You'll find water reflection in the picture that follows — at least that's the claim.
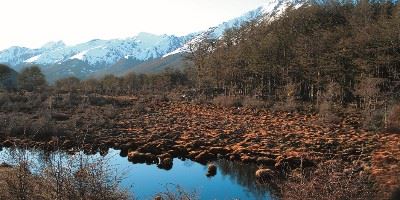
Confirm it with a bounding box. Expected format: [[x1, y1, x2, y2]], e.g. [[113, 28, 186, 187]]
[[214, 160, 271, 199], [0, 148, 272, 200]]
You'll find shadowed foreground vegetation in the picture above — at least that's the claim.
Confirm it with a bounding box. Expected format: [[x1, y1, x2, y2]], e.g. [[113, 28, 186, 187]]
[[0, 149, 131, 200]]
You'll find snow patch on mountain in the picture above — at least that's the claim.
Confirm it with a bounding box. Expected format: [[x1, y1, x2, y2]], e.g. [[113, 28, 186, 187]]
[[24, 55, 41, 63], [163, 5, 264, 57], [262, 0, 305, 20], [164, 0, 305, 57], [70, 50, 89, 60]]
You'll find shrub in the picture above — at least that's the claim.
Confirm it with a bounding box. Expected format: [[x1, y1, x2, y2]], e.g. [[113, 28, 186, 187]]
[[212, 96, 243, 107], [153, 184, 198, 200], [17, 66, 47, 92], [388, 104, 400, 132], [133, 102, 147, 113], [5, 114, 31, 137], [0, 92, 10, 107], [318, 100, 341, 124], [3, 114, 64, 140], [1, 149, 132, 200], [103, 105, 117, 118], [362, 109, 385, 131], [278, 160, 378, 200], [191, 95, 210, 105], [88, 95, 108, 106], [272, 100, 298, 112], [391, 188, 400, 200], [31, 117, 64, 140], [242, 97, 266, 109]]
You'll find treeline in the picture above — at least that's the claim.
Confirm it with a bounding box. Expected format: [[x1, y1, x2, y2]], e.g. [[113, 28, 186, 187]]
[[0, 64, 193, 95], [54, 69, 193, 95]]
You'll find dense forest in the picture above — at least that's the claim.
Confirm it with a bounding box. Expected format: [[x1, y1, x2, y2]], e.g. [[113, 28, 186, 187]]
[[193, 0, 400, 102]]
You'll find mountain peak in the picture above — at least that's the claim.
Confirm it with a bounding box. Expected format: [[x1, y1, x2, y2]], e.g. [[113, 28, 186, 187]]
[[41, 41, 66, 50], [136, 32, 157, 37], [261, 0, 306, 16], [135, 32, 168, 42]]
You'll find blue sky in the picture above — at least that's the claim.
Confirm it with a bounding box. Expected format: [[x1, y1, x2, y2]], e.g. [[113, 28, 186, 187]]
[[0, 0, 267, 50]]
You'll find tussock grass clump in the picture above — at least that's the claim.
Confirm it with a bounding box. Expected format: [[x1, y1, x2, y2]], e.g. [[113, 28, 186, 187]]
[[388, 104, 400, 133], [278, 160, 378, 200]]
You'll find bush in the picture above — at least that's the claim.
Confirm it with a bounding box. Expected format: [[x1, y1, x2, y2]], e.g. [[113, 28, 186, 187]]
[[388, 104, 400, 132], [133, 102, 147, 113], [362, 109, 385, 131], [242, 97, 266, 109], [153, 184, 198, 200], [278, 160, 378, 200], [191, 95, 210, 105], [88, 95, 109, 106], [272, 100, 298, 112], [17, 66, 47, 92], [391, 188, 400, 200], [4, 114, 64, 140], [0, 93, 29, 112], [103, 105, 117, 118], [0, 92, 10, 107], [31, 117, 64, 140], [318, 100, 341, 124], [5, 114, 31, 137], [1, 149, 132, 200], [212, 96, 243, 107]]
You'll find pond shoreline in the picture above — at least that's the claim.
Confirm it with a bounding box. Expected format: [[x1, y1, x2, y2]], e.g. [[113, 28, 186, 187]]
[[0, 148, 272, 199]]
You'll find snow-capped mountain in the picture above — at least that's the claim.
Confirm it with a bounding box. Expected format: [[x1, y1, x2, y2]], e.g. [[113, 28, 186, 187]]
[[0, 0, 305, 82], [0, 33, 189, 67], [164, 0, 305, 57], [163, 7, 264, 58]]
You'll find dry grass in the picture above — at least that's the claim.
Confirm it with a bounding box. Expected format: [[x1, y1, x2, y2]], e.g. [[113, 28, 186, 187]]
[[212, 96, 243, 107], [388, 104, 400, 132], [242, 97, 267, 109], [278, 160, 378, 200], [153, 184, 198, 200]]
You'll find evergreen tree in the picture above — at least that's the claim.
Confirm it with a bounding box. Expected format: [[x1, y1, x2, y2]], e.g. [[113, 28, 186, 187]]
[[17, 66, 47, 92]]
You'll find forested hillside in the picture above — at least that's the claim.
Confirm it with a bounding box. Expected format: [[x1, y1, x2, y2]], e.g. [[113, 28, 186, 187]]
[[189, 0, 400, 129], [193, 0, 399, 100]]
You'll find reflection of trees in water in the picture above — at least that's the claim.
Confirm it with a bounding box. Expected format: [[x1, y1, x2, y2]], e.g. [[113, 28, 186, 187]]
[[0, 149, 273, 199], [182, 159, 194, 168], [214, 160, 271, 200]]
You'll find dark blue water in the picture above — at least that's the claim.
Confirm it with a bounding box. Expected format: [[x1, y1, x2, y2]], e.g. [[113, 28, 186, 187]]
[[0, 148, 271, 200]]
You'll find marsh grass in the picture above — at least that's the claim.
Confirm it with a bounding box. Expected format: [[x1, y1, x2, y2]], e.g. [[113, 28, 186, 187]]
[[277, 160, 378, 200]]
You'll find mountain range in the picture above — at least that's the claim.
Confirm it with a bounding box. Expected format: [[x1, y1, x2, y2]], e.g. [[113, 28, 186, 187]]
[[0, 0, 304, 82]]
